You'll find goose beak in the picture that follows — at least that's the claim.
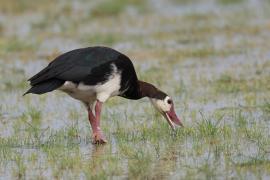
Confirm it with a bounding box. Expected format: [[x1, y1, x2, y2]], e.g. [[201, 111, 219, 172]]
[[163, 106, 183, 130]]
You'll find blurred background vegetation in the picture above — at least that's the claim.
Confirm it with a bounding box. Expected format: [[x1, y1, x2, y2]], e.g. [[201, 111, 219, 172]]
[[0, 0, 270, 179], [0, 0, 269, 62]]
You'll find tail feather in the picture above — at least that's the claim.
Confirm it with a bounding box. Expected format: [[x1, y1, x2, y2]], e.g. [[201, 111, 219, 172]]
[[28, 67, 49, 82], [24, 78, 64, 96], [28, 67, 52, 86]]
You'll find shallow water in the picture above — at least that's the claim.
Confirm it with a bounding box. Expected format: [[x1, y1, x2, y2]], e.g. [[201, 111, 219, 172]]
[[0, 0, 270, 179]]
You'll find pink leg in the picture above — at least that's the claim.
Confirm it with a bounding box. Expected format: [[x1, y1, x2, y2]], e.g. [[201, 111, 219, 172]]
[[88, 101, 107, 144]]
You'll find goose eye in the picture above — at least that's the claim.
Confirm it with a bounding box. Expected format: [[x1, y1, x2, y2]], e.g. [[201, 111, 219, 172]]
[[167, 99, 172, 104]]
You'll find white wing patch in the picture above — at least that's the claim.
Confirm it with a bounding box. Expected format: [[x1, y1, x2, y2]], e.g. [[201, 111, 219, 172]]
[[58, 63, 121, 103], [96, 64, 121, 102]]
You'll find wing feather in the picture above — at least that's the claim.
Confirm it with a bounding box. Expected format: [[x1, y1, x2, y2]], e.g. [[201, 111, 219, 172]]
[[28, 47, 122, 86]]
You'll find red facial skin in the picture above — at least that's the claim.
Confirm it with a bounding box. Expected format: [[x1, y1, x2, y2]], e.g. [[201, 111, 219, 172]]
[[164, 102, 183, 129]]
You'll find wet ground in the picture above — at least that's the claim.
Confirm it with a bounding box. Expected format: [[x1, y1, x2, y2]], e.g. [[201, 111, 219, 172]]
[[0, 0, 270, 179]]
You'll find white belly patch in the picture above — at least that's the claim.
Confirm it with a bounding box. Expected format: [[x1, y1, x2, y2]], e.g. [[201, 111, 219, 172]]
[[58, 64, 121, 103]]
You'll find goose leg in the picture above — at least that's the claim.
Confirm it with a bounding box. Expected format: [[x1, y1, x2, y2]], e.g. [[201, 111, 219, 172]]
[[88, 100, 107, 144]]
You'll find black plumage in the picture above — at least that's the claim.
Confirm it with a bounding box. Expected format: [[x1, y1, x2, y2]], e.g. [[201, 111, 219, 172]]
[[25, 46, 140, 99], [25, 46, 183, 144]]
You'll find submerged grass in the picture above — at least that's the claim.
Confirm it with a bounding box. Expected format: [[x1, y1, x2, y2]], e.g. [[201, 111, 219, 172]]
[[91, 0, 147, 17], [218, 0, 244, 5], [0, 0, 270, 179]]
